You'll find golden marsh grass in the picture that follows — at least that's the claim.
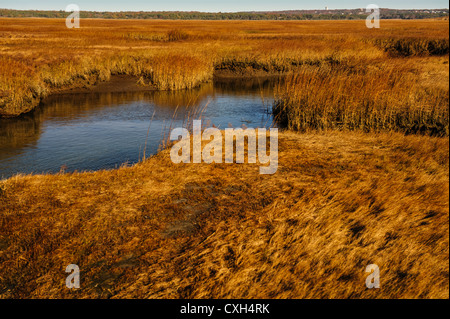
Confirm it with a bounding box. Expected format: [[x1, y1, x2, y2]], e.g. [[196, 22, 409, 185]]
[[0, 18, 448, 299], [0, 131, 448, 298], [273, 59, 449, 135]]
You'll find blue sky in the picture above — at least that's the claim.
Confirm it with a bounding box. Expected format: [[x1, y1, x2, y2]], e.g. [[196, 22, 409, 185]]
[[1, 0, 448, 12]]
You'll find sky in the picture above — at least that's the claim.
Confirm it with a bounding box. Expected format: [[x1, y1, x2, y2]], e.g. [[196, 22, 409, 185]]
[[1, 0, 448, 12]]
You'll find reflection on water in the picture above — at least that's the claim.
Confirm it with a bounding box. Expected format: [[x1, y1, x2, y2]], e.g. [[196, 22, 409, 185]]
[[0, 77, 280, 179]]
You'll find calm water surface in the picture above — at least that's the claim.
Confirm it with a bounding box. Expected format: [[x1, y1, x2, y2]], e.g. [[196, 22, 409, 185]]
[[0, 78, 279, 179]]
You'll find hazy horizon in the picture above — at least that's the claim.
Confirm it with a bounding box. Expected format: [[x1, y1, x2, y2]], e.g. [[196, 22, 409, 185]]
[[1, 8, 450, 12], [0, 0, 448, 13]]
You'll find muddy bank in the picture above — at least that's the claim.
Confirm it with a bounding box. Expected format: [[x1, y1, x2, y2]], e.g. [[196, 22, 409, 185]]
[[50, 75, 157, 95], [0, 75, 157, 119], [213, 69, 291, 79]]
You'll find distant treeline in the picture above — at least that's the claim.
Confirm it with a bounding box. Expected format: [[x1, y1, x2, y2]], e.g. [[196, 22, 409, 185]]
[[0, 8, 449, 20]]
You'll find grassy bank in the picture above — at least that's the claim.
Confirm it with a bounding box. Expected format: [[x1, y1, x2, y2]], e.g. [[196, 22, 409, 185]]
[[0, 19, 448, 117], [273, 57, 449, 136], [0, 131, 448, 298]]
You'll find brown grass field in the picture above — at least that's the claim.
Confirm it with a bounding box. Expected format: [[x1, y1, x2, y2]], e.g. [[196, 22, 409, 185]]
[[0, 131, 448, 298], [0, 18, 449, 299]]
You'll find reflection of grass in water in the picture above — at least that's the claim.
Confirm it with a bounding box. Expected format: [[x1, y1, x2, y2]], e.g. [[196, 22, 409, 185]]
[[0, 116, 42, 150], [150, 82, 214, 108]]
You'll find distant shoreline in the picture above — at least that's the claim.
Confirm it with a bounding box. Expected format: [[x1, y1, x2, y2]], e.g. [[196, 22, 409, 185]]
[[1, 8, 449, 20]]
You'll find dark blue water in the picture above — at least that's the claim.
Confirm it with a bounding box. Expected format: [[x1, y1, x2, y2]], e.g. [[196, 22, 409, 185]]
[[0, 78, 278, 179]]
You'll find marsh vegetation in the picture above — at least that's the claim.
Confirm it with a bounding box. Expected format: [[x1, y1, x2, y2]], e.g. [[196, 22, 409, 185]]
[[0, 18, 448, 299]]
